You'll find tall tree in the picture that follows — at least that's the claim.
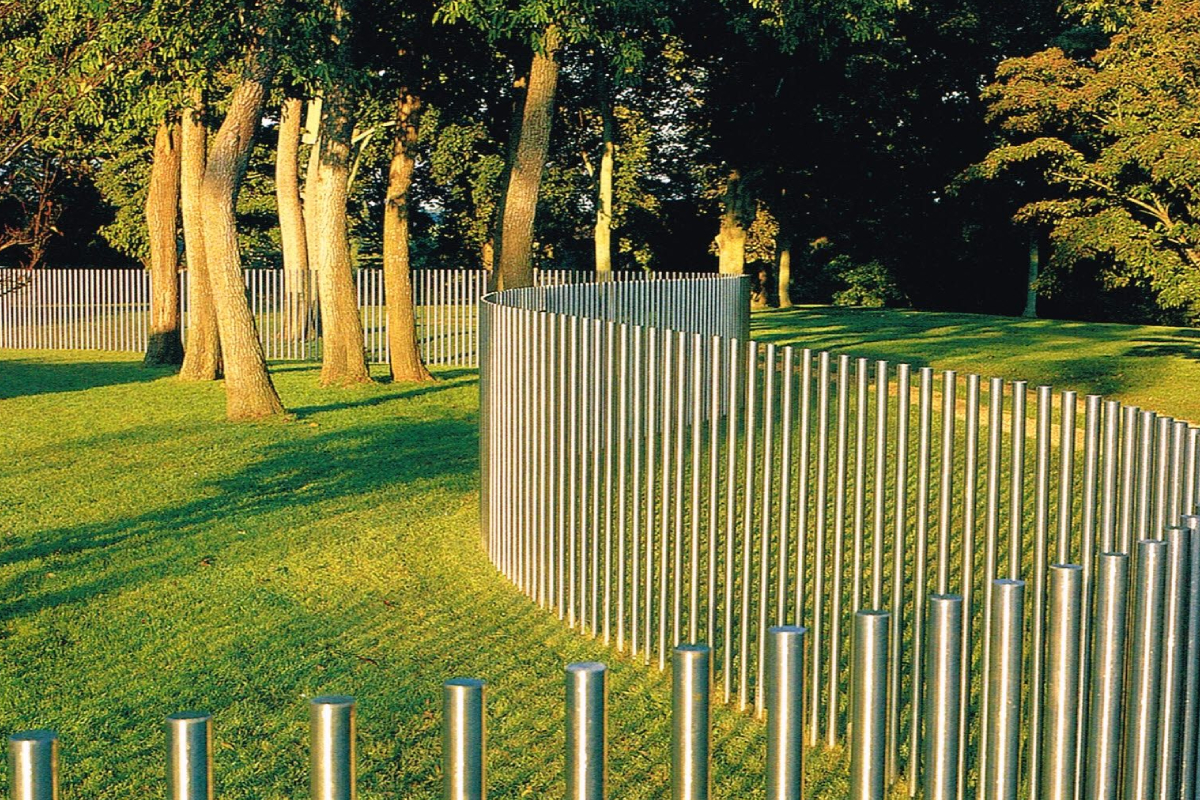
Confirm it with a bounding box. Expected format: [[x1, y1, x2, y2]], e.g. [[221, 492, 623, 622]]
[[276, 95, 310, 344], [201, 47, 286, 419], [179, 99, 222, 380], [143, 119, 184, 366], [592, 59, 614, 275]]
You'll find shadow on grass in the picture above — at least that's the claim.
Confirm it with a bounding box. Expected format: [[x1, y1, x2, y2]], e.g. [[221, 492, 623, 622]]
[[0, 355, 173, 400]]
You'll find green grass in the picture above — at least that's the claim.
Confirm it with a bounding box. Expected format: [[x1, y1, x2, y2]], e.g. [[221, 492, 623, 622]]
[[0, 350, 832, 799], [753, 305, 1200, 423]]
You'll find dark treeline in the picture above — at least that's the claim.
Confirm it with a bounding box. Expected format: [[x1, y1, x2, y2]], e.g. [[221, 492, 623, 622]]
[[3, 0, 1198, 337]]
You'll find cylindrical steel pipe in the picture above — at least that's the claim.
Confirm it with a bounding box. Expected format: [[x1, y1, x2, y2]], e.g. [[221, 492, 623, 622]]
[[167, 712, 213, 800], [924, 595, 963, 800], [444, 679, 486, 800], [673, 646, 711, 800], [1181, 515, 1200, 800], [566, 662, 608, 800], [983, 579, 1025, 800], [1123, 539, 1168, 800], [1156, 526, 1190, 800], [851, 611, 890, 800], [1040, 564, 1082, 800], [767, 626, 807, 800], [311, 696, 356, 800], [1083, 553, 1130, 800], [8, 730, 58, 800]]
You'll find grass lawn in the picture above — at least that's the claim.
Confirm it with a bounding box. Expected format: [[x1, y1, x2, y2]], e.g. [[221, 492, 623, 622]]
[[0, 350, 827, 799], [753, 305, 1200, 423]]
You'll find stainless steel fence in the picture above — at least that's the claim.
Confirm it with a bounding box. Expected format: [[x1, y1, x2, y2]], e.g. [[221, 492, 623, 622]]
[[0, 268, 694, 367], [480, 273, 1200, 797]]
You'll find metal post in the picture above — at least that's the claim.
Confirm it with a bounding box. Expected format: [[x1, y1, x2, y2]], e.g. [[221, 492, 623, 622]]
[[851, 611, 890, 800], [1123, 539, 1167, 800], [767, 626, 807, 800], [8, 730, 58, 800], [1040, 564, 1082, 800], [310, 695, 356, 800], [886, 362, 911, 780], [1156, 526, 1190, 800], [1083, 553, 1129, 800], [566, 662, 607, 800], [910, 366, 934, 792], [925, 595, 964, 800], [673, 645, 711, 800], [1181, 515, 1200, 800], [444, 679, 486, 800], [167, 712, 213, 800], [983, 579, 1025, 800]]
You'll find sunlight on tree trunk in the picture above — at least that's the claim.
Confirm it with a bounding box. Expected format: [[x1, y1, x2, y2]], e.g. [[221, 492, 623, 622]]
[[277, 95, 310, 347], [495, 25, 561, 291], [200, 54, 285, 419], [383, 89, 433, 384], [179, 98, 222, 381], [594, 68, 614, 276], [143, 119, 183, 367], [716, 170, 750, 276], [777, 236, 793, 308], [309, 81, 370, 386]]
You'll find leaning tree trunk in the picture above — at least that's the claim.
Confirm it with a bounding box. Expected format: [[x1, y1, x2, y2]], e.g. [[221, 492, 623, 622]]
[[494, 25, 561, 291], [200, 54, 285, 420], [382, 90, 433, 383], [143, 120, 184, 367], [179, 98, 222, 381], [777, 234, 793, 308], [716, 170, 751, 276], [277, 95, 310, 345], [594, 66, 614, 276], [308, 80, 370, 386]]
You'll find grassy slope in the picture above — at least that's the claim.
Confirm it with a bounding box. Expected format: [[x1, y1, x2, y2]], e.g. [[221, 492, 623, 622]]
[[753, 306, 1200, 423], [0, 351, 836, 799]]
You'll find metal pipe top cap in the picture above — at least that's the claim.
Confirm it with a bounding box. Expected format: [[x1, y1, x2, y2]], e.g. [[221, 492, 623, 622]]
[[929, 593, 964, 604], [1184, 515, 1200, 530], [311, 695, 355, 708], [8, 730, 56, 744], [166, 711, 211, 722], [566, 662, 607, 676], [1049, 563, 1084, 573], [445, 678, 486, 690], [992, 578, 1025, 588], [675, 644, 711, 654]]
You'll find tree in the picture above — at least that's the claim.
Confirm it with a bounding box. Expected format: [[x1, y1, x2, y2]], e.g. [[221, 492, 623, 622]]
[[143, 119, 184, 366], [276, 95, 310, 343], [179, 96, 222, 381], [972, 0, 1200, 317]]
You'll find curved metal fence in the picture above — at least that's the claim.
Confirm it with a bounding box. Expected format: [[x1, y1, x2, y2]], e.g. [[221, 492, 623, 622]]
[[480, 274, 1200, 798]]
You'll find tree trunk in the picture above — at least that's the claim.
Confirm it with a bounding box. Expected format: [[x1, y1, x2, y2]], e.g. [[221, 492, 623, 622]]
[[309, 80, 370, 386], [383, 89, 434, 383], [277, 95, 309, 345], [489, 69, 528, 290], [494, 25, 561, 291], [143, 120, 184, 367], [716, 170, 751, 275], [179, 99, 222, 381], [200, 54, 285, 420], [777, 234, 793, 308], [1023, 234, 1039, 318], [594, 67, 614, 276]]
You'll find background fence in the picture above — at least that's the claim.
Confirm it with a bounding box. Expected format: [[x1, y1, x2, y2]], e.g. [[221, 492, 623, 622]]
[[0, 267, 696, 367], [480, 274, 1200, 798]]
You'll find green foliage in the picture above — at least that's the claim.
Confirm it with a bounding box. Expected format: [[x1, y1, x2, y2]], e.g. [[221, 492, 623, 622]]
[[826, 255, 907, 308], [972, 0, 1200, 318]]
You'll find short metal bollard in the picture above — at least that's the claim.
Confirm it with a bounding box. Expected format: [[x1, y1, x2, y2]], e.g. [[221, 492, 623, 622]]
[[566, 662, 607, 800], [166, 712, 213, 800], [672, 645, 711, 800], [8, 730, 58, 800], [310, 695, 356, 800], [1041, 565, 1083, 800], [983, 579, 1025, 800], [924, 595, 963, 800], [443, 679, 486, 800], [1083, 554, 1129, 800], [766, 626, 806, 800], [850, 611, 889, 800]]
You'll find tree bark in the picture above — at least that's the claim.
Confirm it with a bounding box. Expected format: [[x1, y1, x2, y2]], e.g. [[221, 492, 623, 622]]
[[143, 119, 184, 367], [489, 68, 528, 290], [494, 25, 561, 290], [179, 99, 222, 381], [1023, 234, 1039, 318], [200, 53, 285, 419], [716, 170, 751, 275], [594, 66, 614, 276], [309, 79, 370, 386], [383, 89, 434, 383], [777, 234, 793, 308], [277, 95, 310, 344]]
